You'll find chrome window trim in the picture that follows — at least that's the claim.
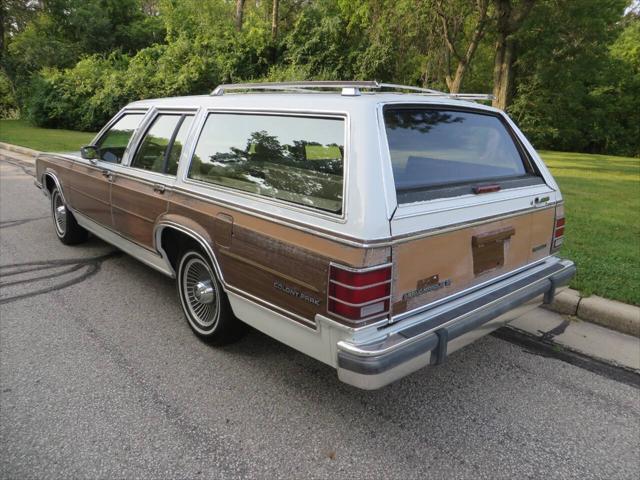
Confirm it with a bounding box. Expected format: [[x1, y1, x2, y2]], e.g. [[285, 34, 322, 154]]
[[158, 185, 552, 249], [89, 107, 150, 162], [179, 108, 350, 223], [377, 100, 559, 200], [123, 107, 199, 174], [376, 101, 553, 211]]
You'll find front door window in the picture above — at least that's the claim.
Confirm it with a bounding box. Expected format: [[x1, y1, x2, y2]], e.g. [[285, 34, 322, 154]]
[[95, 113, 145, 164]]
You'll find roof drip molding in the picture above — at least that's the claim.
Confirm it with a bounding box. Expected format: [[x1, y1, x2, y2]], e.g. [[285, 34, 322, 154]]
[[210, 81, 494, 101]]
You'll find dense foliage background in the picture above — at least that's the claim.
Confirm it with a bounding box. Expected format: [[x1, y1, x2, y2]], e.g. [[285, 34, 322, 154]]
[[1, 0, 638, 156]]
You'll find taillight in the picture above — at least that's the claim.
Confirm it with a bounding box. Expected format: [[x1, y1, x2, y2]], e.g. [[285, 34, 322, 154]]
[[328, 263, 392, 322], [551, 203, 565, 252]]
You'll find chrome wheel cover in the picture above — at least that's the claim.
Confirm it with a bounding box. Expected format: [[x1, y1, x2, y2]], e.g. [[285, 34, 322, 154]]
[[181, 254, 220, 332], [52, 191, 66, 236]]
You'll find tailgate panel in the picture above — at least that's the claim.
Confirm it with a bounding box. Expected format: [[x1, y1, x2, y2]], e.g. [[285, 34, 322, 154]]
[[391, 207, 555, 316]]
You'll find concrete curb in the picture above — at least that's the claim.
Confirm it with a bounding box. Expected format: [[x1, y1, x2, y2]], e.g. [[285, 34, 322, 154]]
[[545, 288, 640, 338], [0, 142, 40, 158], [1, 140, 639, 339]]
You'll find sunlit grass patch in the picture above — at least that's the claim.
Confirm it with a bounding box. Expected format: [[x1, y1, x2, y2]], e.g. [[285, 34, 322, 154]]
[[540, 150, 639, 304], [0, 119, 96, 152]]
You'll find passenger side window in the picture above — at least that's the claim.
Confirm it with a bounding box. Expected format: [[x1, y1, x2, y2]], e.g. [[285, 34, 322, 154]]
[[95, 113, 145, 164], [188, 113, 345, 214], [131, 114, 194, 175]]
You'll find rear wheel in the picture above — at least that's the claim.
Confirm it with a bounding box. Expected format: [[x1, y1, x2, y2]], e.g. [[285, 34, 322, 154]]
[[50, 188, 88, 245], [177, 249, 245, 344]]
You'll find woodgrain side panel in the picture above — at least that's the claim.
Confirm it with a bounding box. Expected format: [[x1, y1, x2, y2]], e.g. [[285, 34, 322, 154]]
[[37, 155, 75, 198], [66, 162, 112, 227], [166, 191, 391, 326], [529, 207, 555, 261], [111, 175, 170, 249]]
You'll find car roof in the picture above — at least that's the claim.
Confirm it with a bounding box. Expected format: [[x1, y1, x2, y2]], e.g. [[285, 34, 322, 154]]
[[126, 92, 499, 114]]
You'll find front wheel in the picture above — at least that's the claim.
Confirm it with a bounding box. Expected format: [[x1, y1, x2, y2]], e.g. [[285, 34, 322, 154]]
[[177, 249, 246, 344], [50, 188, 88, 245]]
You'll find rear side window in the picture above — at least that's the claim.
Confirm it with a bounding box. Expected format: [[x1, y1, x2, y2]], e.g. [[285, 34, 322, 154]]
[[188, 113, 345, 214], [131, 114, 194, 175], [384, 107, 539, 202]]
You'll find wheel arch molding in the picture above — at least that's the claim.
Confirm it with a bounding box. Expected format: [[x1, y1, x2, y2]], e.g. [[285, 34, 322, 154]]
[[153, 219, 226, 287]]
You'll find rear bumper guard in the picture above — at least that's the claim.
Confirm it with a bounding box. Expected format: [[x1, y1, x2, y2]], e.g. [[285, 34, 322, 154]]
[[336, 258, 576, 389]]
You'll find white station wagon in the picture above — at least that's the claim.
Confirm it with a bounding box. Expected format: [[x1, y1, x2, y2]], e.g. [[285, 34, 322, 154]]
[[36, 81, 575, 389]]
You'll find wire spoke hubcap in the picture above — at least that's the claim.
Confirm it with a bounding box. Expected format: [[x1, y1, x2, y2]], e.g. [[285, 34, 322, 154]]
[[182, 256, 219, 329], [53, 192, 66, 235]]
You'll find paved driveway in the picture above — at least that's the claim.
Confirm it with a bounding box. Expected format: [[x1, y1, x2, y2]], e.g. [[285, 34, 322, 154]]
[[1, 157, 639, 479]]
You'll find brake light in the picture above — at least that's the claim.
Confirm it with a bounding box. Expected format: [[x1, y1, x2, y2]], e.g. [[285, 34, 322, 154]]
[[552, 204, 565, 252], [473, 184, 501, 194], [328, 263, 392, 322]]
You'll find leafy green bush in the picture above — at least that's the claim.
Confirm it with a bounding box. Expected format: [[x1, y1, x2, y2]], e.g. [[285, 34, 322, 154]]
[[0, 70, 20, 119], [25, 54, 129, 131]]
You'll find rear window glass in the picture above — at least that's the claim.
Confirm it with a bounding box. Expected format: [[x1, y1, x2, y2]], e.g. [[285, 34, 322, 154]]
[[188, 113, 345, 214], [384, 108, 534, 201]]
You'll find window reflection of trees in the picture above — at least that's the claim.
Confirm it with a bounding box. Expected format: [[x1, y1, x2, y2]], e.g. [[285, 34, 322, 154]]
[[190, 129, 344, 213], [384, 111, 464, 134]]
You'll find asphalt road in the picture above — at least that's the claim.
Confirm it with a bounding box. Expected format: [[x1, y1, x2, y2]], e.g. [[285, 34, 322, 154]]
[[1, 157, 639, 479]]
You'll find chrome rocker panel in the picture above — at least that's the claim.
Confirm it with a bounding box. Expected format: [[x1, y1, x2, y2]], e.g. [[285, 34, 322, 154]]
[[335, 257, 576, 389]]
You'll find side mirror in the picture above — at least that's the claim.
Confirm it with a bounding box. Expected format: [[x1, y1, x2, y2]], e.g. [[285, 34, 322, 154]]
[[80, 145, 99, 163]]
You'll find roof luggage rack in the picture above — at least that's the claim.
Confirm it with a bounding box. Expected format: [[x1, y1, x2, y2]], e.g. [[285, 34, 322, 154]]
[[210, 81, 493, 101]]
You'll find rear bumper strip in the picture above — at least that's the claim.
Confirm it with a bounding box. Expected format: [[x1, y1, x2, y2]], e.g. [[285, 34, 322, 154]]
[[336, 258, 576, 387]]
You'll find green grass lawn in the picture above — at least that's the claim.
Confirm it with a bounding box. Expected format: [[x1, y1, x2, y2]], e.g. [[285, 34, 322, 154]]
[[540, 150, 639, 305], [0, 119, 637, 304], [0, 119, 96, 152]]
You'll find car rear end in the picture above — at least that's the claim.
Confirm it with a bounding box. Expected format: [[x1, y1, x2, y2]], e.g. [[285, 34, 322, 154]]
[[335, 100, 575, 389]]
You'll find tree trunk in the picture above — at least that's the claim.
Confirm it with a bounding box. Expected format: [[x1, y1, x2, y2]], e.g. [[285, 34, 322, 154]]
[[491, 0, 534, 109], [235, 0, 245, 32], [492, 33, 515, 109], [436, 0, 488, 94], [449, 62, 467, 94], [271, 0, 279, 41]]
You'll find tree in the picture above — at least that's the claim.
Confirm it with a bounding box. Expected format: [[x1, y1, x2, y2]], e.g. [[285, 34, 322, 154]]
[[235, 0, 245, 31], [490, 0, 535, 109], [508, 0, 633, 154], [272, 0, 280, 41], [435, 0, 489, 93]]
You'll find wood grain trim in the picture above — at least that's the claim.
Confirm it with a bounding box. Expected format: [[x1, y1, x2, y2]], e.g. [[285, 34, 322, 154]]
[[219, 249, 320, 293], [111, 204, 156, 223], [66, 186, 110, 206]]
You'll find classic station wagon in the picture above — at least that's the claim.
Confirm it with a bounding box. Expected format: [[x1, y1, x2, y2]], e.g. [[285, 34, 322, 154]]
[[35, 81, 575, 389]]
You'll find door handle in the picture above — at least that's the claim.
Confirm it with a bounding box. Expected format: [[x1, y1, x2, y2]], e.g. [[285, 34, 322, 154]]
[[101, 170, 114, 181], [533, 196, 550, 207], [153, 183, 166, 194]]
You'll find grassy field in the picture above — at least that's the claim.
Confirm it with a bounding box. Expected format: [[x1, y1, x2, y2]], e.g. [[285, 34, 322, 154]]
[[0, 119, 96, 152], [540, 151, 639, 305], [0, 120, 638, 304]]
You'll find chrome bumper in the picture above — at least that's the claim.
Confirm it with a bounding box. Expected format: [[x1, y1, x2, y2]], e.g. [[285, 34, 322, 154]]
[[336, 257, 576, 389]]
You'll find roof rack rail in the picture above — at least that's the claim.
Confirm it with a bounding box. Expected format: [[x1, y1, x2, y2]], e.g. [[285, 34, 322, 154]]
[[210, 81, 493, 101]]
